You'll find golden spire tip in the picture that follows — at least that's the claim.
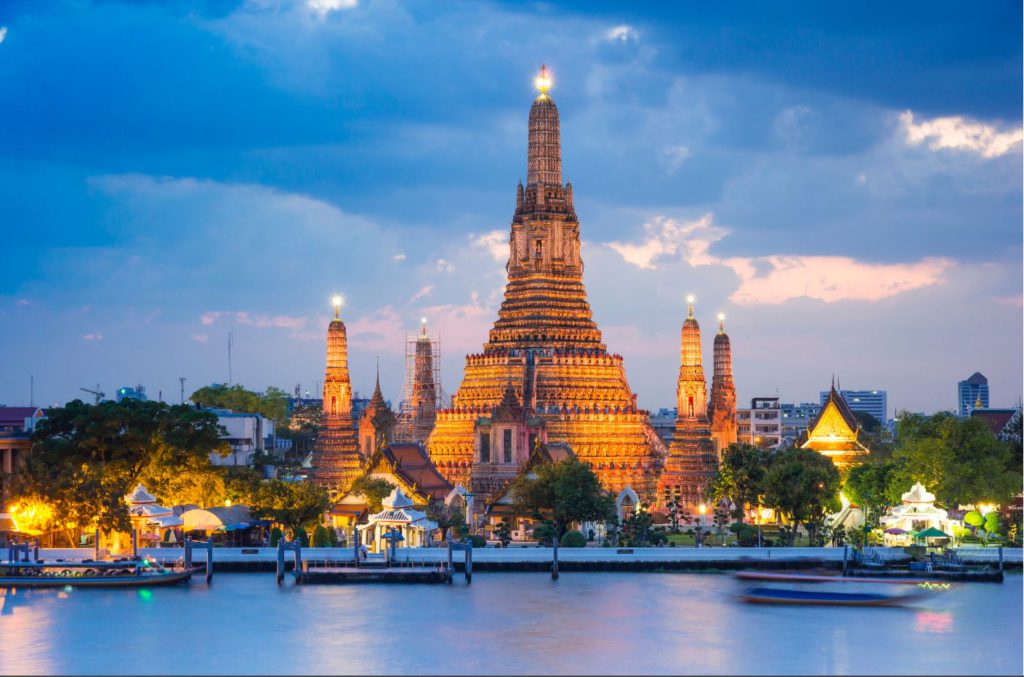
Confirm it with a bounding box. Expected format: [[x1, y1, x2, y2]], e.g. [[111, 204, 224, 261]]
[[535, 64, 552, 94]]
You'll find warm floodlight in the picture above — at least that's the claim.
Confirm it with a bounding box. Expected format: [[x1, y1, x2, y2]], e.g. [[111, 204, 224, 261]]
[[535, 65, 552, 94], [686, 294, 695, 304]]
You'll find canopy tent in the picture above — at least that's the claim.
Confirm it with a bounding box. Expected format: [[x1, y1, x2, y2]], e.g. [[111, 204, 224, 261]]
[[180, 506, 254, 533], [916, 527, 950, 539], [884, 527, 907, 535]]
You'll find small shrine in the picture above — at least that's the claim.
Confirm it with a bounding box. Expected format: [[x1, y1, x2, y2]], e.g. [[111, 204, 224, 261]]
[[357, 487, 438, 552], [880, 482, 960, 546]]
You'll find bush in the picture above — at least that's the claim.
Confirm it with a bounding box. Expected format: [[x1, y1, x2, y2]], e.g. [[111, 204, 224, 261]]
[[533, 523, 557, 546], [648, 530, 668, 546], [559, 531, 587, 548], [311, 525, 332, 547], [269, 527, 283, 547], [295, 527, 310, 547], [964, 511, 984, 528], [465, 534, 486, 548], [737, 526, 758, 546], [728, 522, 745, 534]]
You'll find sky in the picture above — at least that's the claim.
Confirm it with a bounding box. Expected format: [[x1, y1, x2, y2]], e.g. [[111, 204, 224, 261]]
[[0, 0, 1021, 416]]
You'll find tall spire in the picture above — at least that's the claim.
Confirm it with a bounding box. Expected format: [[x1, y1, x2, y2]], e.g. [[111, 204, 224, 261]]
[[527, 66, 562, 188], [709, 312, 737, 454], [679, 299, 706, 417]]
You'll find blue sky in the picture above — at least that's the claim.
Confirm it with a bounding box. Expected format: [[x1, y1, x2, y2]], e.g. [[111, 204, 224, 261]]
[[1, 0, 1021, 415]]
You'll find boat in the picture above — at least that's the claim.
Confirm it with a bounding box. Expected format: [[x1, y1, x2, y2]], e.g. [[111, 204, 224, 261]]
[[0, 558, 194, 588], [739, 586, 923, 607], [734, 570, 947, 586]]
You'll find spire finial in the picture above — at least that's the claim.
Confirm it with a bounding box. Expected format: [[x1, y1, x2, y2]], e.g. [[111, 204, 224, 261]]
[[535, 64, 552, 94], [831, 373, 835, 389], [331, 294, 343, 319], [375, 356, 380, 386], [717, 312, 725, 334], [686, 294, 695, 318], [421, 316, 428, 337]]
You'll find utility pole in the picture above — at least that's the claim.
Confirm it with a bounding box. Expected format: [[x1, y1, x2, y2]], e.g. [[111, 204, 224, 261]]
[[228, 329, 234, 386], [29, 375, 34, 407], [179, 377, 186, 404]]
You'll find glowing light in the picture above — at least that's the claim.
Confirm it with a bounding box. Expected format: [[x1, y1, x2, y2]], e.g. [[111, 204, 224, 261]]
[[225, 499, 232, 507], [8, 500, 53, 536], [717, 313, 725, 321], [534, 64, 552, 94], [686, 294, 695, 304], [421, 317, 427, 325], [137, 589, 153, 602], [840, 491, 850, 509], [331, 295, 343, 309], [698, 503, 707, 515], [978, 503, 996, 516]]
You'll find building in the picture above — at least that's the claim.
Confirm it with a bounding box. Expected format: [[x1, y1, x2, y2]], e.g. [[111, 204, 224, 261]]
[[649, 408, 677, 447], [115, 385, 148, 402], [819, 388, 887, 424], [358, 366, 396, 457], [799, 384, 870, 467], [957, 372, 989, 416], [309, 297, 364, 498], [204, 408, 276, 467], [426, 67, 665, 503], [970, 406, 1021, 438], [708, 314, 738, 455], [780, 402, 822, 446], [737, 397, 783, 448], [395, 320, 442, 443], [0, 407, 45, 506], [659, 298, 718, 509]]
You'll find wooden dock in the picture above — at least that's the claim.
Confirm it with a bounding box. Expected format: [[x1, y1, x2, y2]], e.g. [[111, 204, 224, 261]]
[[301, 565, 450, 584]]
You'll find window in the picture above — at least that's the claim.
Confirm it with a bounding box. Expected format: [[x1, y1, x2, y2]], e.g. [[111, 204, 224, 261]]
[[688, 396, 694, 417], [534, 239, 543, 259], [330, 396, 337, 415], [480, 433, 490, 463], [528, 433, 537, 452], [503, 429, 513, 463]]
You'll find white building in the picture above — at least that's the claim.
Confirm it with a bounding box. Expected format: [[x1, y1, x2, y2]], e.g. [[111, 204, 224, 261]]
[[205, 408, 276, 467], [737, 397, 782, 448]]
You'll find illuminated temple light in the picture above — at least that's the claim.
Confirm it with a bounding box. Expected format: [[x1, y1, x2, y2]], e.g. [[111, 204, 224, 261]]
[[534, 64, 552, 94]]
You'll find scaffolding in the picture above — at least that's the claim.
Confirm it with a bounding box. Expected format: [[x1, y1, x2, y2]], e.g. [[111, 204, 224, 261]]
[[394, 329, 449, 443]]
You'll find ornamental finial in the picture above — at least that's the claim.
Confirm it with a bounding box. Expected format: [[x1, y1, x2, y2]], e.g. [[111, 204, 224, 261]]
[[331, 294, 343, 319], [717, 312, 725, 333], [686, 294, 695, 318], [535, 64, 552, 94]]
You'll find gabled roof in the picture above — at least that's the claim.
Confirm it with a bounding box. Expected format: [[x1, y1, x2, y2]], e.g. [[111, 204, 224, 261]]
[[963, 372, 988, 385], [971, 408, 1018, 436], [488, 443, 577, 510], [0, 407, 44, 429], [345, 443, 453, 506], [807, 386, 860, 436]]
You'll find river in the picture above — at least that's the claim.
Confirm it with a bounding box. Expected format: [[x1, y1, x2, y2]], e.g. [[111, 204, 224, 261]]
[[1, 573, 1020, 675]]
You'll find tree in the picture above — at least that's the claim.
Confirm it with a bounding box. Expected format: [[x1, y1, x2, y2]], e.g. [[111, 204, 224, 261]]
[[250, 480, 330, 537], [509, 458, 615, 538], [494, 519, 512, 547], [620, 504, 654, 547], [559, 530, 587, 547], [763, 447, 841, 546], [189, 384, 290, 425], [16, 399, 227, 535], [712, 443, 771, 518], [843, 459, 898, 524], [890, 414, 1019, 506], [349, 476, 396, 513], [426, 501, 466, 542]]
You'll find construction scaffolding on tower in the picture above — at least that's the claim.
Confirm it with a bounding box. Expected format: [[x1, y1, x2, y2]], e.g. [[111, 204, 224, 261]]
[[394, 328, 449, 443]]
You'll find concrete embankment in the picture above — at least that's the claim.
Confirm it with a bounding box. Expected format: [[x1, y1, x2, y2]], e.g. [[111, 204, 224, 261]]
[[32, 546, 1022, 574]]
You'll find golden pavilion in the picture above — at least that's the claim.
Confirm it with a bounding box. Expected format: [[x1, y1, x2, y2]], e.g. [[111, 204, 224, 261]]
[[799, 382, 870, 467]]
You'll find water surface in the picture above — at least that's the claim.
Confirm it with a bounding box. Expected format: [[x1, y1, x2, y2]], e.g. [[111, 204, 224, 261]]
[[1, 573, 1020, 675]]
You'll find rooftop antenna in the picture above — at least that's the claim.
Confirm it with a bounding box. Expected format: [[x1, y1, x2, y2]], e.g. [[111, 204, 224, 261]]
[[29, 374, 34, 407], [179, 377, 186, 404]]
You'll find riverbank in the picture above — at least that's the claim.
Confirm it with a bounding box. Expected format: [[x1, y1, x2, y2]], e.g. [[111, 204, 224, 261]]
[[32, 545, 1022, 573]]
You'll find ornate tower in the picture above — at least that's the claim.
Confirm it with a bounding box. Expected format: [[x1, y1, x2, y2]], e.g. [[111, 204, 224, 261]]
[[411, 319, 438, 441], [659, 297, 717, 509], [428, 66, 664, 500], [358, 363, 395, 456], [311, 297, 363, 497], [708, 314, 738, 454]]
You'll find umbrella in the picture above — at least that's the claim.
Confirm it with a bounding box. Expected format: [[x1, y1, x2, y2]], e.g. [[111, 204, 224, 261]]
[[915, 527, 950, 539], [884, 527, 907, 535]]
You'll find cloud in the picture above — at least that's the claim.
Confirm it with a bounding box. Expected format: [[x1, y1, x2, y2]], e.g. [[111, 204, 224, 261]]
[[16, 299, 29, 307], [993, 295, 1023, 307], [201, 311, 223, 326], [900, 111, 1023, 158], [192, 333, 209, 343], [606, 214, 722, 270], [470, 230, 507, 263], [409, 285, 433, 303], [393, 253, 407, 261], [660, 145, 691, 175], [608, 214, 954, 304], [436, 258, 454, 273], [200, 310, 308, 330], [0, 27, 7, 45], [307, 0, 358, 16], [347, 306, 404, 352], [605, 25, 638, 43], [82, 333, 103, 341], [421, 291, 495, 353]]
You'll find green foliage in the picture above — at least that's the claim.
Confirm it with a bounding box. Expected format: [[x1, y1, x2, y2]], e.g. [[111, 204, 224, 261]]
[[984, 512, 1001, 535], [189, 384, 290, 425], [532, 522, 557, 546], [711, 443, 771, 515], [349, 476, 397, 513], [763, 447, 841, 546], [559, 530, 587, 548], [737, 525, 758, 546], [494, 519, 512, 548], [843, 460, 896, 517], [294, 527, 310, 547], [620, 505, 654, 547], [728, 521, 745, 534], [311, 525, 333, 547], [426, 501, 466, 542], [890, 413, 1019, 506], [248, 480, 330, 536], [964, 511, 984, 527], [465, 534, 486, 548], [853, 411, 882, 434], [17, 399, 228, 533], [509, 458, 615, 537], [269, 527, 283, 547]]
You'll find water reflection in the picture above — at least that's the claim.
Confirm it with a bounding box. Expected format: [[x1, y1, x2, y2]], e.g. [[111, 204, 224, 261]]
[[0, 574, 1019, 675]]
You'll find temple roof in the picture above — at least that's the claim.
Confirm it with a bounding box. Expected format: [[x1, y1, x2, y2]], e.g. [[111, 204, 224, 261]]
[[126, 483, 157, 505], [810, 385, 860, 434], [971, 408, 1019, 436], [376, 443, 454, 501]]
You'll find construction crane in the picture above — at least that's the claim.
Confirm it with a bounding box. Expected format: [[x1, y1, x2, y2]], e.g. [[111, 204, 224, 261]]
[[80, 383, 105, 404]]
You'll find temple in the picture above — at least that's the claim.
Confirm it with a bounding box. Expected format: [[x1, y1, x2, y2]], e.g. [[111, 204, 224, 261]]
[[708, 314, 738, 454], [358, 363, 395, 457], [658, 297, 718, 508], [427, 66, 665, 502], [396, 319, 440, 443], [799, 381, 870, 467], [310, 297, 364, 498]]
